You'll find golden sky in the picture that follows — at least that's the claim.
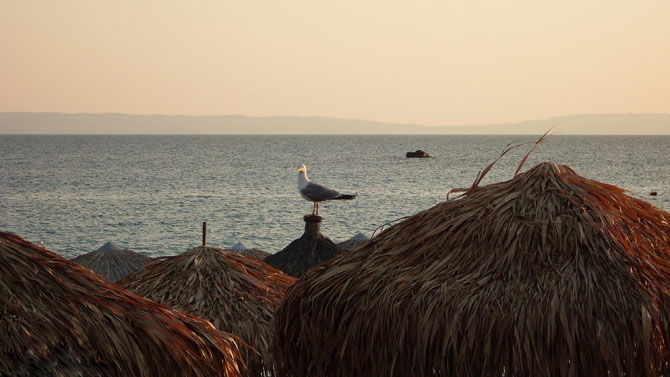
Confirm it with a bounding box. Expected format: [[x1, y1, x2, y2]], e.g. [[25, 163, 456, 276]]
[[1, 0, 669, 126]]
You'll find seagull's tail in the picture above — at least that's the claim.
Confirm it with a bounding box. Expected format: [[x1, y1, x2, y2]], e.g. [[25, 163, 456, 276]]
[[334, 194, 356, 200]]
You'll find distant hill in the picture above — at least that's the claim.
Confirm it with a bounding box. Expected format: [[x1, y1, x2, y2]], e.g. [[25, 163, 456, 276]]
[[0, 112, 668, 135]]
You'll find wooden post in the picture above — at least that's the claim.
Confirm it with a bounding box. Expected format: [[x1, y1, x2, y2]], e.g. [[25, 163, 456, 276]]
[[202, 221, 207, 246]]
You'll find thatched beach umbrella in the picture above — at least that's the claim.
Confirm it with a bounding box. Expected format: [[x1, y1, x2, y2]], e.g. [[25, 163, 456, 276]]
[[0, 232, 243, 377], [231, 241, 251, 250], [337, 232, 370, 251], [117, 246, 296, 377], [265, 215, 342, 278], [227, 242, 271, 260], [227, 248, 271, 260], [71, 241, 151, 281], [273, 162, 670, 377]]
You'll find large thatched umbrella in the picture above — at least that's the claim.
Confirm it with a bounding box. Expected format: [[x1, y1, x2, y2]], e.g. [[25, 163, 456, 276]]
[[117, 246, 296, 377], [71, 241, 151, 281], [0, 232, 243, 377], [265, 215, 342, 278], [273, 162, 670, 377]]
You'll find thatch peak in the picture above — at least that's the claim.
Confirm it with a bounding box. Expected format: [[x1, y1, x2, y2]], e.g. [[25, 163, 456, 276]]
[[230, 241, 251, 250], [96, 241, 123, 251], [338, 232, 371, 252], [347, 232, 369, 241], [118, 245, 295, 377], [0, 232, 243, 377], [71, 246, 151, 282], [519, 161, 580, 180], [303, 214, 323, 234], [273, 162, 670, 377]]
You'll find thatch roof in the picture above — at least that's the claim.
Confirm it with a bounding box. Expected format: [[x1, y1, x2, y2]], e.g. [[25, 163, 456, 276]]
[[272, 162, 670, 377], [0, 232, 243, 377], [265, 215, 343, 278], [71, 243, 152, 281], [117, 246, 296, 377], [337, 232, 370, 251], [227, 247, 272, 260]]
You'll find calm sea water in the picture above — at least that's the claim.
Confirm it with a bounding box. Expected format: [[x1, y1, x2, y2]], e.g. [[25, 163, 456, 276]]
[[1, 135, 668, 259]]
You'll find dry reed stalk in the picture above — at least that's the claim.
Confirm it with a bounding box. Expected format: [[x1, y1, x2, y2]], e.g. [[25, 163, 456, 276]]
[[117, 246, 296, 377], [71, 247, 152, 281], [272, 162, 670, 377], [0, 232, 244, 377]]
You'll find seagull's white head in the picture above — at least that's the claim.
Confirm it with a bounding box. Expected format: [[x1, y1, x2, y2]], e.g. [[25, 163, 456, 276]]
[[297, 164, 307, 173]]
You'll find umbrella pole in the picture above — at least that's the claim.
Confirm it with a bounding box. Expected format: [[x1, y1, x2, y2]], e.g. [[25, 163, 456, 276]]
[[202, 222, 207, 246]]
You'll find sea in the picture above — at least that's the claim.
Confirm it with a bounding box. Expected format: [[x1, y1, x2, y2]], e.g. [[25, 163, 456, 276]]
[[1, 135, 668, 259]]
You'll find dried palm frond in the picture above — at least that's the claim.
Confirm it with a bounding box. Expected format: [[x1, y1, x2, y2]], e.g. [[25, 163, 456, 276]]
[[265, 215, 342, 278], [117, 246, 296, 377], [0, 232, 244, 377], [272, 162, 670, 377], [71, 244, 152, 282]]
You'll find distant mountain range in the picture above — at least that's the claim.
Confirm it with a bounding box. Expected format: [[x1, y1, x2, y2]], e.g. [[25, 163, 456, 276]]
[[0, 112, 669, 135]]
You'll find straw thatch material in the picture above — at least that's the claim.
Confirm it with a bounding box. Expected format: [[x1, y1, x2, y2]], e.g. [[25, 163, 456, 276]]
[[265, 215, 343, 278], [71, 243, 152, 281], [0, 232, 243, 377], [117, 246, 296, 377], [273, 162, 670, 377], [337, 232, 370, 251], [227, 248, 271, 260]]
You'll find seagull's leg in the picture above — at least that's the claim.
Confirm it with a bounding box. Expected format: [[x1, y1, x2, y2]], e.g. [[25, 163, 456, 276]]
[[312, 202, 317, 215], [316, 202, 319, 216]]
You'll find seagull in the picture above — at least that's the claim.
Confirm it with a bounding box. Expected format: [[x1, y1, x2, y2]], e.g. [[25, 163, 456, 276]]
[[297, 164, 356, 215]]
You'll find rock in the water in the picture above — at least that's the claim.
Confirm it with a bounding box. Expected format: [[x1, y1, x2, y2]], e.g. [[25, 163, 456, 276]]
[[406, 150, 430, 158]]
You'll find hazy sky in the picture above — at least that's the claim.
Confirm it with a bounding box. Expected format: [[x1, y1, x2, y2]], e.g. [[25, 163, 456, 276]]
[[2, 1, 669, 126]]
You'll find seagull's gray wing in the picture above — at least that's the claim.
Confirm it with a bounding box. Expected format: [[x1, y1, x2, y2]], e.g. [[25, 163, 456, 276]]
[[301, 181, 342, 201]]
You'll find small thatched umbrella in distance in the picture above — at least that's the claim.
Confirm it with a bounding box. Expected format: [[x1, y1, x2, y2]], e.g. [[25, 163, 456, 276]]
[[0, 232, 243, 377], [227, 242, 271, 260], [71, 241, 151, 281], [273, 162, 670, 377], [117, 246, 296, 377], [231, 241, 251, 250], [265, 215, 342, 278], [337, 232, 370, 251]]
